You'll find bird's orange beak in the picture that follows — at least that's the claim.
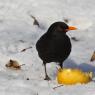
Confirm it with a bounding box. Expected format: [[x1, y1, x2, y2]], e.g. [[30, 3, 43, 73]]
[[68, 26, 77, 30]]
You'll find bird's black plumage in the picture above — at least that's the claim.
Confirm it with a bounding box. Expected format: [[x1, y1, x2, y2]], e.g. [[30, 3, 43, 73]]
[[36, 22, 72, 80]]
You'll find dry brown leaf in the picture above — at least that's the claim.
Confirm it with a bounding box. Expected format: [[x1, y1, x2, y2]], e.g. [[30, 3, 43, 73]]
[[30, 15, 40, 27], [90, 51, 95, 62], [6, 59, 25, 70]]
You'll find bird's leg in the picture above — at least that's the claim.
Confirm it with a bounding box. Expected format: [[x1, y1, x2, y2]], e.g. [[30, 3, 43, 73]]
[[43, 62, 51, 80], [59, 62, 63, 69]]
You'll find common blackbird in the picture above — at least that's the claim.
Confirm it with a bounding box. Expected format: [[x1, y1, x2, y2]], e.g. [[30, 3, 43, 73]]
[[36, 22, 77, 80]]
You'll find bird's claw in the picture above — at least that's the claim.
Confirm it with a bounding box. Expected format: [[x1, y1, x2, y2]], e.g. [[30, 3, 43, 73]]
[[44, 75, 51, 81]]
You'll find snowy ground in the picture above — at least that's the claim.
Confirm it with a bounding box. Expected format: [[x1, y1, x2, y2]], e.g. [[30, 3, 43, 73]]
[[0, 0, 95, 95]]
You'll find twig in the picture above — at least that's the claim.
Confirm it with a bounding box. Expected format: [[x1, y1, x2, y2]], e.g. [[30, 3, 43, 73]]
[[53, 85, 63, 89], [21, 46, 32, 52], [90, 51, 95, 62]]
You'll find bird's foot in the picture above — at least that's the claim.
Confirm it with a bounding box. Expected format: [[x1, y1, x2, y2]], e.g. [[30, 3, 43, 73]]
[[44, 75, 51, 81]]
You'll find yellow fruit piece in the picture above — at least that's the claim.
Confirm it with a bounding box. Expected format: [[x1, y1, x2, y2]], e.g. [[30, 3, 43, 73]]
[[57, 68, 92, 85]]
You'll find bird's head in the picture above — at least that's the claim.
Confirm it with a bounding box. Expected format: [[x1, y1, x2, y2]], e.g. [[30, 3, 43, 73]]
[[47, 22, 77, 34]]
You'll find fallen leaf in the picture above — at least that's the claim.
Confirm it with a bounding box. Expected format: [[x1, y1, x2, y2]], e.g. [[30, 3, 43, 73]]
[[64, 19, 69, 23], [6, 59, 25, 70], [30, 15, 40, 27], [71, 37, 79, 41]]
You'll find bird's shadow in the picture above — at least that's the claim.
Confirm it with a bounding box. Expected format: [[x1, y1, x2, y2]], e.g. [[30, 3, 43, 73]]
[[63, 58, 95, 72], [48, 58, 95, 80]]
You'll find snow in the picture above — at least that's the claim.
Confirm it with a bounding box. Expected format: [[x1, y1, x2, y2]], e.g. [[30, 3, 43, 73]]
[[0, 0, 95, 95]]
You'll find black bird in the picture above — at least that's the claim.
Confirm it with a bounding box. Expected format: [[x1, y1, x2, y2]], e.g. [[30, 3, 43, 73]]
[[36, 22, 77, 80]]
